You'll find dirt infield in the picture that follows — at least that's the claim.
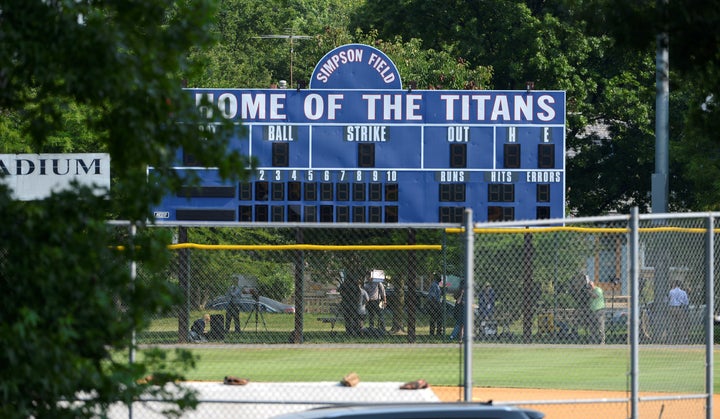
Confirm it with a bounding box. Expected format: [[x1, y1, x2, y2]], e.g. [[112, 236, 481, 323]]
[[432, 386, 718, 418]]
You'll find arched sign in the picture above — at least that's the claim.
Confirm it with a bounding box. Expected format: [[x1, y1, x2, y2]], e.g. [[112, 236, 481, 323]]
[[309, 44, 402, 90]]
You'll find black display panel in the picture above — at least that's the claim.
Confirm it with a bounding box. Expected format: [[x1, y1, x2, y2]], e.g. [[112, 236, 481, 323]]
[[450, 143, 467, 168], [272, 143, 289, 167]]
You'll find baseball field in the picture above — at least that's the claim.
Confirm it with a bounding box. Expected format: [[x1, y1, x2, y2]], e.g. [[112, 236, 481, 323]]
[[138, 343, 718, 417]]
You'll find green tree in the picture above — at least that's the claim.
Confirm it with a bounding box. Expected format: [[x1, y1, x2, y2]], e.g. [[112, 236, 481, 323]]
[[182, 227, 297, 306], [563, 0, 720, 211], [350, 0, 668, 214], [0, 0, 251, 417], [354, 32, 493, 90], [188, 0, 361, 88]]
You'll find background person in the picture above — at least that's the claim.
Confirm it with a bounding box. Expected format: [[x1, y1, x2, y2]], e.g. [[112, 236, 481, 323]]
[[478, 282, 496, 322], [477, 282, 496, 336], [668, 280, 689, 343], [225, 285, 241, 333], [568, 272, 593, 343], [190, 313, 210, 342], [427, 274, 443, 337], [358, 280, 370, 331], [339, 275, 362, 336], [364, 275, 387, 332], [588, 281, 606, 344], [449, 280, 466, 341]]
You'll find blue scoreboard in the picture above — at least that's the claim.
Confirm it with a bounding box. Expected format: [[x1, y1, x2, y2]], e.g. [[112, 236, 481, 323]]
[[152, 44, 565, 224]]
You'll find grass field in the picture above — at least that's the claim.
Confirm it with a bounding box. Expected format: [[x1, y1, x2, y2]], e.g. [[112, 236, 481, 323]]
[[137, 312, 717, 395], [136, 344, 718, 394]]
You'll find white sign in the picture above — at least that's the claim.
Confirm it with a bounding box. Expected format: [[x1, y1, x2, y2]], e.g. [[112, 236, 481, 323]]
[[0, 153, 110, 200], [154, 211, 170, 219]]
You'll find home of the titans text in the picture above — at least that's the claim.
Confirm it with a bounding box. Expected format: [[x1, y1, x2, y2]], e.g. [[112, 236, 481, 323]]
[[195, 91, 561, 123]]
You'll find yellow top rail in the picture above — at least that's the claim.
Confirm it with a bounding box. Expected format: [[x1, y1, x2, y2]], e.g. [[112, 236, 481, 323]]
[[168, 243, 442, 251], [445, 226, 710, 234]]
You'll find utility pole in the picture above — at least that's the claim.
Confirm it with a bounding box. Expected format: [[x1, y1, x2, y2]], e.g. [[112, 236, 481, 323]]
[[257, 31, 312, 87], [652, 0, 669, 214]]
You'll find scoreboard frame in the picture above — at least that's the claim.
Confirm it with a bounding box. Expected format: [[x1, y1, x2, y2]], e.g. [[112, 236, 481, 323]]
[[151, 45, 565, 225]]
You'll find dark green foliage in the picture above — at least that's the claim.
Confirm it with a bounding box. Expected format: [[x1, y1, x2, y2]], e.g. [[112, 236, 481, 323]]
[[0, 0, 254, 220], [0, 186, 197, 417], [0, 0, 253, 416], [351, 0, 720, 213]]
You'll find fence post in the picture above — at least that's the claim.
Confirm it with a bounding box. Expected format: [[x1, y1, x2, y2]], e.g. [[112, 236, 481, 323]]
[[129, 222, 137, 419], [705, 214, 714, 419], [128, 223, 137, 358], [629, 207, 639, 418], [442, 231, 448, 337], [463, 209, 474, 402], [177, 226, 189, 343]]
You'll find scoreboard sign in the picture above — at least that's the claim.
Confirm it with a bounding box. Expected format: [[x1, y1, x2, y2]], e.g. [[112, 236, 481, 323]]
[[152, 44, 565, 224]]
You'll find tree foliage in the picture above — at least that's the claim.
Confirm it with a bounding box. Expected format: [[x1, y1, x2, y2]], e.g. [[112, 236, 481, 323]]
[[0, 0, 251, 416], [188, 0, 361, 88], [188, 0, 492, 91], [183, 227, 297, 305], [0, 187, 197, 417], [353, 33, 493, 90], [350, 0, 720, 213], [567, 0, 720, 210]]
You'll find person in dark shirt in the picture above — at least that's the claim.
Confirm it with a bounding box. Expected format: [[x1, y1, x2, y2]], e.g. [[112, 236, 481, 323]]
[[427, 274, 443, 337], [339, 276, 363, 336], [225, 285, 242, 333], [478, 282, 496, 322], [449, 280, 466, 341]]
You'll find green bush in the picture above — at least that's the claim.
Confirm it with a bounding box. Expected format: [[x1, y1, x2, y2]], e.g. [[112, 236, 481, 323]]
[[256, 263, 295, 302]]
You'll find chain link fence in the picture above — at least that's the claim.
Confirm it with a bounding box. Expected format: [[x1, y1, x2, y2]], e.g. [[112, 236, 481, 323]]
[[462, 211, 715, 418], [119, 211, 715, 418]]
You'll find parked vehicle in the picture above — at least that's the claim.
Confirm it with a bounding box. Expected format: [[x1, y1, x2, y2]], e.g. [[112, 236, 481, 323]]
[[206, 293, 295, 314], [272, 402, 544, 419], [385, 287, 459, 314]]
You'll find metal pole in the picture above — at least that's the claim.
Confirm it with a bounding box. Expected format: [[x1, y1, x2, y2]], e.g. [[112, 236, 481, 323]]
[[629, 208, 640, 418], [256, 34, 311, 88], [652, 0, 669, 214], [705, 215, 714, 419], [463, 209, 474, 401], [178, 227, 190, 343], [129, 223, 137, 419], [442, 232, 448, 337]]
